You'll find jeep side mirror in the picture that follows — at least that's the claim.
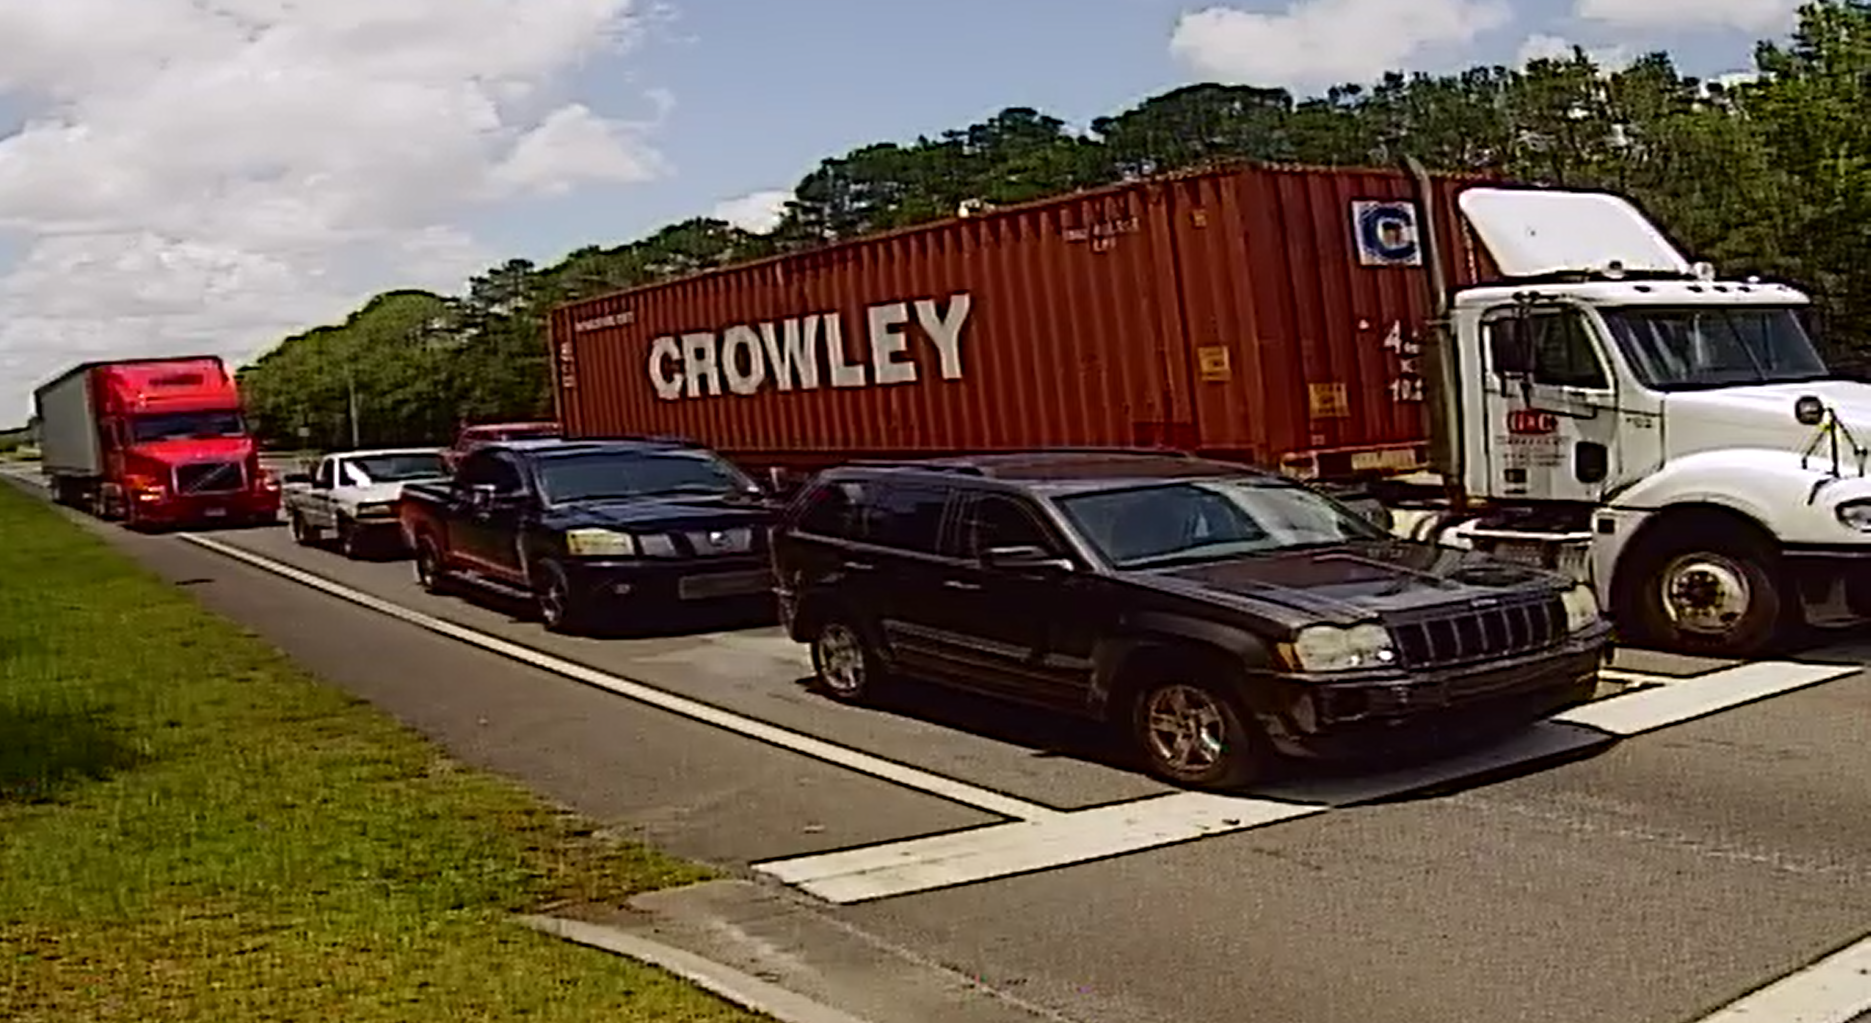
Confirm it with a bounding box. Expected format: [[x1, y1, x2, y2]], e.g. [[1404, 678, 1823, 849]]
[[1492, 315, 1538, 377], [984, 545, 1074, 575]]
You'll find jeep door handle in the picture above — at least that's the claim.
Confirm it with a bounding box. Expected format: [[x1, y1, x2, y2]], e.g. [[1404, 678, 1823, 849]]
[[943, 580, 983, 592], [843, 560, 875, 572]]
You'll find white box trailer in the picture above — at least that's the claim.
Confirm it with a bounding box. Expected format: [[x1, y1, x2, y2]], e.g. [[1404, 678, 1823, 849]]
[[32, 367, 102, 479]]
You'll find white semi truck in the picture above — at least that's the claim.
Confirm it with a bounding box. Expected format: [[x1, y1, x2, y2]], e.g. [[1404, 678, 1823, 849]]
[[1381, 162, 1871, 658]]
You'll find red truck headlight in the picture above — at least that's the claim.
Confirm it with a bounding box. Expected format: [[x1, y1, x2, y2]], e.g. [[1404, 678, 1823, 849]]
[[126, 476, 167, 501]]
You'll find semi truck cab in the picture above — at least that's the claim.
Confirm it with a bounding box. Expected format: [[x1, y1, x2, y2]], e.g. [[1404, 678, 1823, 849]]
[[1417, 186, 1871, 656], [35, 357, 281, 528]]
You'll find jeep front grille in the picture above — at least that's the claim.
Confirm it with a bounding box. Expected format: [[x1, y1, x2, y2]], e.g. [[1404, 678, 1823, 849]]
[[1390, 598, 1566, 669]]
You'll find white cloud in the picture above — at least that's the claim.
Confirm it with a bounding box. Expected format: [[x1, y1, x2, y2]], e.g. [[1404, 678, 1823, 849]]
[[1516, 33, 1632, 71], [0, 0, 666, 420], [1170, 0, 1512, 88], [711, 189, 791, 234], [1710, 69, 1764, 89], [1575, 0, 1800, 33]]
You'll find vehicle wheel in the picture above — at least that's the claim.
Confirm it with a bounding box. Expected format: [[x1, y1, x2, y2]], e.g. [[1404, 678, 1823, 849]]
[[290, 512, 322, 546], [1618, 526, 1783, 658], [811, 618, 886, 704], [336, 516, 364, 559], [414, 537, 452, 595], [535, 559, 590, 635], [1129, 669, 1267, 790]]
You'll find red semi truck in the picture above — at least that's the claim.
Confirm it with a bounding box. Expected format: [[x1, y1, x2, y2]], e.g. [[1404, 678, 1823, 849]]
[[33, 356, 281, 528]]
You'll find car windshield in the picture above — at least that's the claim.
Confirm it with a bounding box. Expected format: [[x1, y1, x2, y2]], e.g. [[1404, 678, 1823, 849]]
[[131, 411, 246, 443], [345, 454, 445, 484], [1601, 306, 1830, 391], [1054, 477, 1387, 569], [535, 450, 752, 504]]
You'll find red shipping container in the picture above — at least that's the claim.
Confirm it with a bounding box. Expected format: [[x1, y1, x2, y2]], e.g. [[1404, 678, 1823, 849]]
[[550, 163, 1489, 480]]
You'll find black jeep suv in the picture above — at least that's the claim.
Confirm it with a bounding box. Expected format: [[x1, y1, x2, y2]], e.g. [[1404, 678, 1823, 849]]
[[771, 451, 1611, 789]]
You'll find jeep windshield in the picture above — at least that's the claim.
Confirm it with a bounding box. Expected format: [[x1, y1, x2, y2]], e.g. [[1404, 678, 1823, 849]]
[[1602, 306, 1830, 391], [1055, 478, 1388, 570], [536, 450, 754, 505]]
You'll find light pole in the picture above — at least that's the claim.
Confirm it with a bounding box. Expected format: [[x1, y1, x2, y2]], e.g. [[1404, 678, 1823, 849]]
[[346, 366, 360, 449]]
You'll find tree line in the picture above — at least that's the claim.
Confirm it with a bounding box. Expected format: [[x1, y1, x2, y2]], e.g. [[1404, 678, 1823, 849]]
[[238, 0, 1871, 450]]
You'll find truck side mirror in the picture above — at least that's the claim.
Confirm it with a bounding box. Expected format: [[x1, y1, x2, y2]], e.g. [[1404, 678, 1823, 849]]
[[1492, 316, 1538, 377]]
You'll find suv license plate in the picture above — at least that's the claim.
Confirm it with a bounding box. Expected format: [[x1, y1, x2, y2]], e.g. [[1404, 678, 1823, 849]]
[[678, 570, 770, 600]]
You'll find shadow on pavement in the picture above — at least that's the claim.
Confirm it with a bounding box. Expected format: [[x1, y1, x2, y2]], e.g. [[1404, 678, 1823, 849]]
[[800, 672, 1623, 809]]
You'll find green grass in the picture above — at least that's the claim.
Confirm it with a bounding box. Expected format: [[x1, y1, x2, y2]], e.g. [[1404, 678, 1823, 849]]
[[0, 484, 761, 1022]]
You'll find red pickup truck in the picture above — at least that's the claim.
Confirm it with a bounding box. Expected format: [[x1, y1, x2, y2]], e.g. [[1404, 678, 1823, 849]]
[[441, 421, 559, 474]]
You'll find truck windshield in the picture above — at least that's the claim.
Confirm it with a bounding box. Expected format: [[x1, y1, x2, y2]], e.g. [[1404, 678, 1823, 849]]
[[346, 454, 445, 484], [1055, 478, 1388, 570], [1601, 306, 1830, 391], [131, 411, 246, 443], [536, 451, 753, 504]]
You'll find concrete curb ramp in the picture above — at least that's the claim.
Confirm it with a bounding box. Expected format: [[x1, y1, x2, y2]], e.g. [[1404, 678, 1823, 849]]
[[520, 913, 876, 1023]]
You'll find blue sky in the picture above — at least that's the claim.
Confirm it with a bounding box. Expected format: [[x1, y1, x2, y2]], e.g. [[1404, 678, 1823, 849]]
[[463, 0, 1779, 268], [0, 0, 1795, 418]]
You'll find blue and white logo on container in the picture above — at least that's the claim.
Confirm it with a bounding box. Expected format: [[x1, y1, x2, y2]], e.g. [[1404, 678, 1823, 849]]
[[1352, 200, 1423, 267]]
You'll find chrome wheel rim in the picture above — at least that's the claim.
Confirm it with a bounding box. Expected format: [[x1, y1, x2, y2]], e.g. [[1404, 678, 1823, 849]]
[[1144, 685, 1227, 773], [1659, 553, 1751, 636], [540, 577, 567, 626], [416, 547, 436, 588], [816, 624, 866, 697]]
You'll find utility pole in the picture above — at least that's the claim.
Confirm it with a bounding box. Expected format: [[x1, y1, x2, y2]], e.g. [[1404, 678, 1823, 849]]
[[346, 366, 360, 449]]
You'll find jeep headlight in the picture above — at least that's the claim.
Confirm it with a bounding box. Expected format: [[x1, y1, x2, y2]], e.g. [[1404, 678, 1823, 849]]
[[1837, 499, 1871, 532], [1286, 623, 1396, 673], [1560, 583, 1600, 633], [357, 501, 396, 518], [564, 528, 637, 557]]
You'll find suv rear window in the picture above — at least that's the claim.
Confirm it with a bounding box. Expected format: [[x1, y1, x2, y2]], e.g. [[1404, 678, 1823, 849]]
[[861, 482, 950, 554], [795, 478, 952, 554]]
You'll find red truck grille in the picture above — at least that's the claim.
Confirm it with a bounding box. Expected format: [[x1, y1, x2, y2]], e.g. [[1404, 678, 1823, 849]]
[[174, 461, 246, 495]]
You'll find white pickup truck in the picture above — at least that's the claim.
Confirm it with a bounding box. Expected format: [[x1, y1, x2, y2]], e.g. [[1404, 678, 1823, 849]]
[[281, 448, 448, 558]]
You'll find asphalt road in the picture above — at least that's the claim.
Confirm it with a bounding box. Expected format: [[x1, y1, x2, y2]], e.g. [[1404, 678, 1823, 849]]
[[15, 474, 1871, 1023]]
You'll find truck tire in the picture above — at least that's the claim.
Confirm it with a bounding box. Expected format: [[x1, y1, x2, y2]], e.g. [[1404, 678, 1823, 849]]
[[1618, 526, 1783, 658], [535, 559, 593, 635], [335, 516, 365, 559], [413, 536, 453, 595], [290, 512, 322, 546]]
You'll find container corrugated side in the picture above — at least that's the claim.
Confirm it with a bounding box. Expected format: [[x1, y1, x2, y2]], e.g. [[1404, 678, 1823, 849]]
[[553, 163, 1493, 479], [555, 179, 1198, 463], [1163, 164, 1487, 477]]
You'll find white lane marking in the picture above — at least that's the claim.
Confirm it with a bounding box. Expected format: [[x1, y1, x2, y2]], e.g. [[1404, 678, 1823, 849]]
[[1599, 667, 1679, 685], [1691, 932, 1871, 1023], [1554, 661, 1859, 737], [753, 791, 1325, 904], [180, 534, 1061, 822]]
